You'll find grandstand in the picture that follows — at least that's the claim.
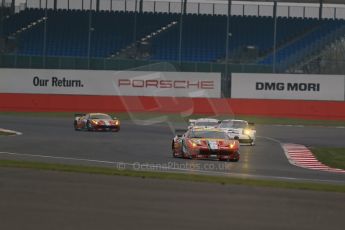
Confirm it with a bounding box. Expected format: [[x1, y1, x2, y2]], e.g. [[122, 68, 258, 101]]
[[1, 0, 345, 74]]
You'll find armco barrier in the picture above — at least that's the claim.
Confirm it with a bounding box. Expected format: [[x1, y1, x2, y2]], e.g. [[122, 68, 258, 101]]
[[1, 93, 345, 120]]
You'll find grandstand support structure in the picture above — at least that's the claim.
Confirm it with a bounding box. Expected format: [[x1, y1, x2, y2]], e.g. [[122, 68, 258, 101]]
[[224, 0, 231, 85], [273, 0, 277, 73], [42, 0, 47, 68], [319, 0, 323, 20], [0, 1, 3, 37], [178, 0, 183, 64], [0, 0, 14, 37], [87, 0, 93, 69]]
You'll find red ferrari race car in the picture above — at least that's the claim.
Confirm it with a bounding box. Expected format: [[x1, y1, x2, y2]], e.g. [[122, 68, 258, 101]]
[[74, 113, 120, 132], [172, 128, 240, 161]]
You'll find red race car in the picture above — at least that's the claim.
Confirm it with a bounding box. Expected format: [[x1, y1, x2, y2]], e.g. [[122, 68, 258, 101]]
[[172, 128, 240, 161], [74, 113, 120, 132]]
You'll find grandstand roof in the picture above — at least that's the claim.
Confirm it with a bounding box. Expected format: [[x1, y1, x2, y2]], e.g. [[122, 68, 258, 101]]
[[213, 0, 345, 4]]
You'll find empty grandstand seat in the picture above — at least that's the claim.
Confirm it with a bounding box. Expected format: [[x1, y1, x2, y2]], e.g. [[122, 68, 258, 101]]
[[5, 8, 345, 68]]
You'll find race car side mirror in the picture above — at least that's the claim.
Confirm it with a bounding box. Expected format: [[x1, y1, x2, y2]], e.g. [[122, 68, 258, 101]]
[[248, 122, 255, 129]]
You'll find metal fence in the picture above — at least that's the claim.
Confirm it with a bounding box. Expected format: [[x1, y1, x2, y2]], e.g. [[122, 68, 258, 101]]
[[25, 0, 345, 19], [0, 53, 271, 73]]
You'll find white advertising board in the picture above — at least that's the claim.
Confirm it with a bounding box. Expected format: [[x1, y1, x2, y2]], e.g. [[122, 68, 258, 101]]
[[0, 68, 221, 98], [231, 73, 345, 101]]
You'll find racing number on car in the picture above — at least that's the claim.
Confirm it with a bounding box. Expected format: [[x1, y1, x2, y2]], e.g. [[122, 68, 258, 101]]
[[208, 141, 218, 150]]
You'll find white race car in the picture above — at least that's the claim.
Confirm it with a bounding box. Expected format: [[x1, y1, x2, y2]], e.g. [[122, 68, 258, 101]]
[[188, 118, 220, 129], [218, 119, 256, 145]]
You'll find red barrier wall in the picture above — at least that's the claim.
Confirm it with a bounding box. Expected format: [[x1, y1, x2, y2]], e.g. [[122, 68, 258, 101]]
[[1, 93, 345, 120]]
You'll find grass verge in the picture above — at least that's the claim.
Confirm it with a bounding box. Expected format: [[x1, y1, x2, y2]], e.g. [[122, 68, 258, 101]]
[[311, 147, 345, 170], [1, 111, 345, 126], [0, 159, 344, 193]]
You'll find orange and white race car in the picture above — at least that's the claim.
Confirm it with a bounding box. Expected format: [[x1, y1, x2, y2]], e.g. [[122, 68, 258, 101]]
[[172, 128, 240, 161], [74, 113, 120, 132]]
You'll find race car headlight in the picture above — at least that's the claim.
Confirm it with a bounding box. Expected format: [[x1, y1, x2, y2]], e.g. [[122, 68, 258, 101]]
[[189, 140, 201, 147], [91, 120, 98, 124], [243, 129, 251, 135], [229, 142, 235, 149], [114, 120, 119, 125]]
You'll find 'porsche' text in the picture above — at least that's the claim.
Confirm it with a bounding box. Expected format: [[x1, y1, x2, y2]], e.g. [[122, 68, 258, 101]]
[[118, 79, 214, 89]]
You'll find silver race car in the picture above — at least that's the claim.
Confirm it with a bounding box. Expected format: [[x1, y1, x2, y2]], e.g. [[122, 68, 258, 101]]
[[218, 119, 256, 145]]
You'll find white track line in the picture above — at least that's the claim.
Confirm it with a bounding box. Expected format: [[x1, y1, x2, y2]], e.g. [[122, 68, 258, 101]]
[[0, 151, 344, 184], [0, 128, 22, 136], [282, 143, 345, 174]]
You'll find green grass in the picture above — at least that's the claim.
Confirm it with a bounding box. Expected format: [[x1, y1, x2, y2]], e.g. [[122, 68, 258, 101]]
[[0, 159, 344, 193], [1, 111, 345, 126], [311, 147, 345, 170]]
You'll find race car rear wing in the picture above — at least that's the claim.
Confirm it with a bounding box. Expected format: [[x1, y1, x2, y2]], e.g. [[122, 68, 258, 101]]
[[74, 113, 86, 120], [174, 129, 187, 137], [188, 119, 197, 129], [188, 119, 196, 124]]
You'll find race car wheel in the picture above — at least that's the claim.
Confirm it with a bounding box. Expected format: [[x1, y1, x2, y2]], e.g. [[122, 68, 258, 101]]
[[230, 151, 240, 162], [182, 152, 193, 160], [86, 121, 94, 131], [181, 142, 191, 159], [172, 151, 178, 158], [171, 141, 177, 158], [74, 121, 79, 131]]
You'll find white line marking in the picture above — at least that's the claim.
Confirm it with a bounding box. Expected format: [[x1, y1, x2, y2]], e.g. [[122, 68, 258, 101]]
[[0, 151, 344, 184], [0, 128, 22, 136]]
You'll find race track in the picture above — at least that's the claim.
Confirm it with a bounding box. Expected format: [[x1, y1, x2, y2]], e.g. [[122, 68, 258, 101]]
[[1, 167, 344, 230], [0, 115, 344, 184]]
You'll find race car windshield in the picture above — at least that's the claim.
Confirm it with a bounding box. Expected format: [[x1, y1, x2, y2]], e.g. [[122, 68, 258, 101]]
[[194, 121, 218, 127], [219, 121, 247, 129], [189, 131, 229, 140], [90, 114, 112, 120]]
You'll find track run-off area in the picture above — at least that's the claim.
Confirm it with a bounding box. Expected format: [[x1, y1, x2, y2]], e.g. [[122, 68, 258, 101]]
[[0, 115, 344, 184]]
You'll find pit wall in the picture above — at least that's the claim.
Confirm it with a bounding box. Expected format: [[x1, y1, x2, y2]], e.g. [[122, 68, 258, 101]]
[[1, 69, 345, 120]]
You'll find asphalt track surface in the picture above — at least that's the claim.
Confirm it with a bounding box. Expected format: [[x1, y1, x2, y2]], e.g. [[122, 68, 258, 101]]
[[0, 115, 345, 183], [1, 167, 344, 230], [1, 115, 345, 230]]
